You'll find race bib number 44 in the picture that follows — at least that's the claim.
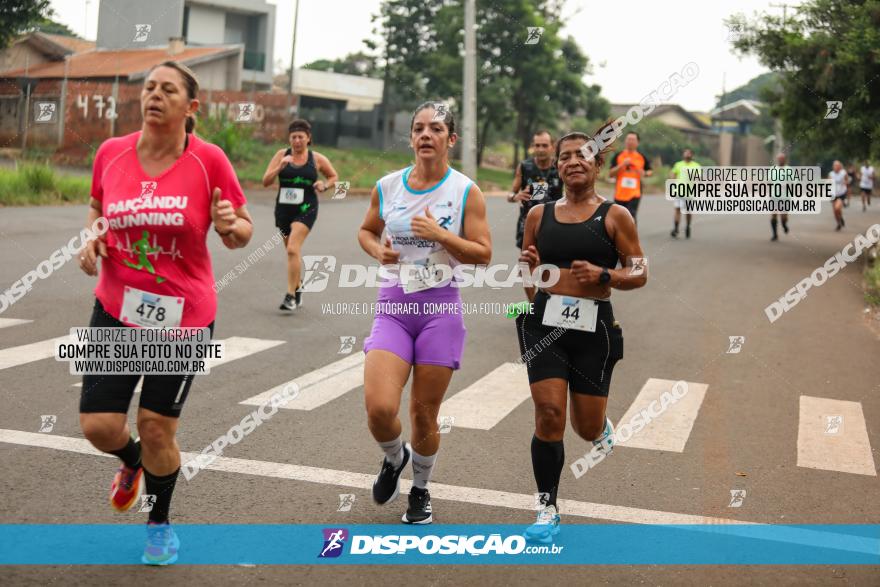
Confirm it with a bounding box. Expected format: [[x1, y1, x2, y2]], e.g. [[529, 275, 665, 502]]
[[279, 187, 304, 204], [542, 295, 598, 332], [401, 250, 451, 294], [121, 287, 184, 328]]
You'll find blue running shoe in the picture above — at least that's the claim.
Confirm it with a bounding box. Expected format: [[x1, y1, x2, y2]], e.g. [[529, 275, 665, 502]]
[[142, 522, 180, 565], [592, 416, 615, 455], [524, 505, 560, 544]]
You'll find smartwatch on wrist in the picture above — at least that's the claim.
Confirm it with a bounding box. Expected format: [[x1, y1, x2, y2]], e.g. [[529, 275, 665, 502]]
[[599, 267, 611, 284]]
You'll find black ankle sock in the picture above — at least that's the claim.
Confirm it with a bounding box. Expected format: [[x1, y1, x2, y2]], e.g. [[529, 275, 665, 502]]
[[143, 467, 180, 524], [531, 435, 564, 508], [109, 437, 141, 469]]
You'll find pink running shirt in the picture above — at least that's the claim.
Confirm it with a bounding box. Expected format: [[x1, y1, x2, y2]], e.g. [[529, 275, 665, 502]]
[[91, 131, 246, 327]]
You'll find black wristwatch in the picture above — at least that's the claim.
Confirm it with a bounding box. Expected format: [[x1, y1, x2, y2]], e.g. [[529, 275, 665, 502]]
[[599, 267, 611, 284]]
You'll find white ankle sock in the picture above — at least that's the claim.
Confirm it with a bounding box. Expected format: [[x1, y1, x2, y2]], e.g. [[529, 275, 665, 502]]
[[411, 449, 438, 489]]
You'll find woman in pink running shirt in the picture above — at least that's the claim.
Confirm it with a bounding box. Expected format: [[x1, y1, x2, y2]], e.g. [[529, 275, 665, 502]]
[[77, 61, 253, 565]]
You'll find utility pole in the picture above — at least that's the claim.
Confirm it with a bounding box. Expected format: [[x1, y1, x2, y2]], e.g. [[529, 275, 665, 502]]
[[287, 0, 300, 118], [462, 0, 477, 178], [769, 2, 793, 26]]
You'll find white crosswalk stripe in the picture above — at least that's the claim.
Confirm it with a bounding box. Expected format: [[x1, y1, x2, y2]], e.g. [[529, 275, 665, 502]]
[[614, 378, 709, 453], [239, 352, 365, 410], [0, 318, 32, 330], [439, 362, 531, 429], [0, 336, 68, 371], [797, 395, 876, 476]]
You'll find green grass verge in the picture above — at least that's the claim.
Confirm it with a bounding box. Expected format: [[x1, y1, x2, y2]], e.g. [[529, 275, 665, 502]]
[[0, 164, 90, 206], [231, 141, 515, 191]]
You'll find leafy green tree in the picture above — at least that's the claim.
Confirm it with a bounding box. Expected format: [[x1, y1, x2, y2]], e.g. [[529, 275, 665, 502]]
[[729, 0, 880, 161], [31, 17, 79, 37], [0, 0, 52, 49], [303, 52, 381, 78], [369, 0, 607, 164]]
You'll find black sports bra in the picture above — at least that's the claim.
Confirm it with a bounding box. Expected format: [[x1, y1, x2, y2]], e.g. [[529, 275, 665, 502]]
[[536, 201, 619, 270]]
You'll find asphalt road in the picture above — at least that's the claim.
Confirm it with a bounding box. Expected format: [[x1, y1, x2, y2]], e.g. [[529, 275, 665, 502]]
[[1, 191, 878, 585]]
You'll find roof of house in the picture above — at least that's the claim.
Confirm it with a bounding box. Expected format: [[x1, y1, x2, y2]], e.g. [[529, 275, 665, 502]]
[[0, 46, 240, 80], [710, 99, 763, 121], [609, 103, 711, 130]]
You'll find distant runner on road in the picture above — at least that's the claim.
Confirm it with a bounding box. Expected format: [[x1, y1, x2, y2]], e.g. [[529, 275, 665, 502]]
[[508, 130, 563, 249], [669, 148, 700, 239], [609, 132, 652, 224]]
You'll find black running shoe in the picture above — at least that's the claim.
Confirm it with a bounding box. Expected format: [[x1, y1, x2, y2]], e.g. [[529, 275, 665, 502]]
[[279, 294, 296, 311], [372, 443, 410, 505], [685, 226, 691, 239], [402, 486, 433, 524], [670, 229, 678, 238], [294, 289, 302, 307]]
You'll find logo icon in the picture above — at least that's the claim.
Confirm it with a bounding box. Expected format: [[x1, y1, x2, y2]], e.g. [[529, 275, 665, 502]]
[[533, 492, 551, 510], [432, 102, 449, 122], [235, 103, 255, 122], [531, 181, 548, 201], [39, 415, 56, 433], [337, 494, 356, 512], [34, 102, 56, 123], [438, 415, 455, 434], [728, 489, 746, 508], [318, 528, 348, 558], [338, 336, 356, 354], [824, 101, 842, 120], [525, 27, 544, 45], [333, 181, 350, 200], [629, 257, 647, 276], [726, 22, 745, 42], [133, 24, 151, 43], [140, 181, 157, 197], [138, 494, 157, 513], [824, 415, 843, 435], [301, 255, 337, 292], [727, 336, 745, 354]]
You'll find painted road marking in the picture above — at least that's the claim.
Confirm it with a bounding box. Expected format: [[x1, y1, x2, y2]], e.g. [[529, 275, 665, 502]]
[[1, 428, 876, 556], [615, 378, 709, 452], [239, 352, 365, 410], [0, 336, 68, 371], [439, 362, 531, 429], [797, 396, 876, 476], [0, 318, 32, 330]]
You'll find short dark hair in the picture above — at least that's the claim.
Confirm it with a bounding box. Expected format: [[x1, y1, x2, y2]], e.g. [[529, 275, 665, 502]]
[[410, 101, 456, 135], [533, 130, 554, 143], [626, 131, 640, 141], [149, 60, 200, 133], [288, 119, 312, 144]]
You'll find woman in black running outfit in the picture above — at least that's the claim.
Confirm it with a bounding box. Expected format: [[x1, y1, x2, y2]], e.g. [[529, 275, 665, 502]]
[[517, 127, 647, 542], [262, 119, 339, 311]]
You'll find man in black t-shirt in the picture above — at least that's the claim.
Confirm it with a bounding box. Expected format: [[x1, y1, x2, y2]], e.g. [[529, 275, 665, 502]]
[[508, 130, 563, 248]]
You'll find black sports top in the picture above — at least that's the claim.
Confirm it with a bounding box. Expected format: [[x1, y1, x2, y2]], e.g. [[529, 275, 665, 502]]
[[536, 200, 619, 270], [277, 148, 318, 208]]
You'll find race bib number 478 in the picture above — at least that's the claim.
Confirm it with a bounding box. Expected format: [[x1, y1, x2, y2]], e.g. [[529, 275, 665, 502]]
[[121, 287, 184, 328]]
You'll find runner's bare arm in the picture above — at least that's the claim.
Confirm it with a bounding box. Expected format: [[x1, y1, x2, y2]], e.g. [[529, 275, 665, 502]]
[[212, 188, 253, 249], [261, 149, 288, 187], [79, 197, 108, 276], [518, 204, 545, 302], [605, 204, 647, 290], [358, 185, 398, 264], [313, 152, 339, 193], [430, 184, 491, 265]]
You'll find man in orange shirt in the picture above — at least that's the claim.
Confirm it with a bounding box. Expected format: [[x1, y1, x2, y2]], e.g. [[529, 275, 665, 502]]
[[609, 132, 653, 223]]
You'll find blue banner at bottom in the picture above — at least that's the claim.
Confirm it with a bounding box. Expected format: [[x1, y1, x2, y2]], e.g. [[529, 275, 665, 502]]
[[1, 524, 878, 565]]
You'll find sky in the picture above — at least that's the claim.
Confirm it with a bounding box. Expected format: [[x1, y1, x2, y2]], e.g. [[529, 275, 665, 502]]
[[49, 0, 797, 112]]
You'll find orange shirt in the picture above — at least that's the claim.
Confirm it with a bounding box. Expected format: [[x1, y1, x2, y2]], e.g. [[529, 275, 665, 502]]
[[611, 150, 652, 202]]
